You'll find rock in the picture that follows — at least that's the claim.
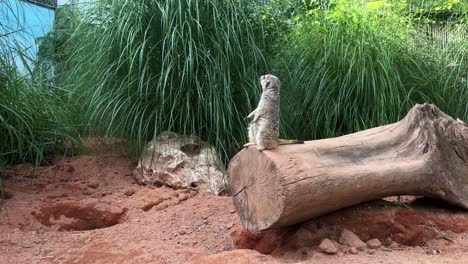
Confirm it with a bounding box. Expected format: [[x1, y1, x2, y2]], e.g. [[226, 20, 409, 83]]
[[178, 230, 187, 235], [426, 249, 440, 255], [226, 222, 234, 229], [134, 132, 227, 195], [298, 247, 310, 256], [286, 226, 331, 249], [366, 238, 382, 249], [348, 247, 358, 254], [35, 228, 45, 235], [178, 193, 189, 201], [318, 238, 337, 254], [87, 182, 99, 189], [124, 189, 136, 196], [338, 229, 366, 250], [389, 241, 400, 249], [384, 237, 392, 246]]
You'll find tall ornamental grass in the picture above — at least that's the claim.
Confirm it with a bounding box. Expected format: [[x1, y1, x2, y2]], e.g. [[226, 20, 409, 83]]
[[63, 0, 466, 162], [428, 23, 467, 120], [274, 1, 467, 140], [63, 0, 267, 162], [0, 0, 80, 168]]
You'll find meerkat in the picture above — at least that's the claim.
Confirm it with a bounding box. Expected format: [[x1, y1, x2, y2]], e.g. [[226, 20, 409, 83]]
[[243, 74, 303, 151]]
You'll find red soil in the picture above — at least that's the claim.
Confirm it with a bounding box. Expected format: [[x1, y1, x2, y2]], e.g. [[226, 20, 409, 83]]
[[1, 153, 467, 263]]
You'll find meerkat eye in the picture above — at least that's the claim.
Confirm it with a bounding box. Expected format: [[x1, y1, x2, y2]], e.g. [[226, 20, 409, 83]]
[[265, 81, 271, 88]]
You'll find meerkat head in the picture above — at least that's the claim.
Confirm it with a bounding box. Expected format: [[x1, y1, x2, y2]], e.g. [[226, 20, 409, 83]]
[[260, 74, 280, 91]]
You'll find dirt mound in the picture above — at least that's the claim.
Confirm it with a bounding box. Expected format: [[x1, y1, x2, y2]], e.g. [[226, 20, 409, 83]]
[[32, 202, 126, 231], [190, 249, 275, 264], [1, 153, 468, 264], [132, 187, 196, 211], [231, 199, 468, 256]]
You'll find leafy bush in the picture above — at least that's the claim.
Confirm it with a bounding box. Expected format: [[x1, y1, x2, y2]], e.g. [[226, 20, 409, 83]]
[[63, 0, 267, 162], [274, 0, 467, 140]]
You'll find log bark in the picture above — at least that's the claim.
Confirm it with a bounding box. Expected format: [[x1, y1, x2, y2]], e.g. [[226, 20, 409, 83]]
[[228, 104, 468, 231]]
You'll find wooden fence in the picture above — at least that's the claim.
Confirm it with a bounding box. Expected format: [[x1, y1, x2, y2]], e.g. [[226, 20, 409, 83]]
[[419, 23, 465, 48]]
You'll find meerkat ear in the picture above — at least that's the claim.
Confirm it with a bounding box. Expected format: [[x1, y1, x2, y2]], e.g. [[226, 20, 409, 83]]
[[265, 81, 271, 88]]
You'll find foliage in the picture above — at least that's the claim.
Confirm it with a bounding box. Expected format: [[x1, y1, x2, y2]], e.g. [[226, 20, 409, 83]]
[[247, 0, 329, 53], [35, 5, 78, 81], [0, 0, 81, 168], [0, 68, 80, 167], [372, 0, 468, 23], [63, 0, 267, 163], [428, 22, 468, 118], [273, 0, 467, 140], [61, 0, 466, 162]]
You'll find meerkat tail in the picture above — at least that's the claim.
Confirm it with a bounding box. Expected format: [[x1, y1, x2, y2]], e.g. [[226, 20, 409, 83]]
[[278, 139, 304, 145]]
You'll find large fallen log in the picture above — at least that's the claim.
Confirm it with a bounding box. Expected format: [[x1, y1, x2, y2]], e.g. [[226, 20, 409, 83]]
[[228, 104, 468, 231]]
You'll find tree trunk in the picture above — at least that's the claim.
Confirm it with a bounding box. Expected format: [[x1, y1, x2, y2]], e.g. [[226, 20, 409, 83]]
[[228, 104, 468, 231]]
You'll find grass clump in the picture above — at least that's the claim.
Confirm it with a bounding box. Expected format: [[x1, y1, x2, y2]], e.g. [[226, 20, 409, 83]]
[[427, 22, 467, 119], [274, 0, 467, 140], [63, 0, 267, 163], [0, 68, 79, 167], [0, 1, 80, 168]]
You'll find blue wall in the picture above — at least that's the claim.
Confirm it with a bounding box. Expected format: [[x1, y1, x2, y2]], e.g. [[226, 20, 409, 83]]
[[0, 0, 55, 73]]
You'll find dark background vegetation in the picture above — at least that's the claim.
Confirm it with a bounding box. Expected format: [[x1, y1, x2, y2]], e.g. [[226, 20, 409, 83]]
[[1, 0, 467, 172]]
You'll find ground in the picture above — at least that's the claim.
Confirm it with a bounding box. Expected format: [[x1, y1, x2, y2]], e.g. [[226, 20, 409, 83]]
[[1, 152, 468, 264]]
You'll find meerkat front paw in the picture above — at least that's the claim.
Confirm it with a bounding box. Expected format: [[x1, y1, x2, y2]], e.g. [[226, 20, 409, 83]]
[[243, 143, 255, 148], [255, 145, 265, 151]]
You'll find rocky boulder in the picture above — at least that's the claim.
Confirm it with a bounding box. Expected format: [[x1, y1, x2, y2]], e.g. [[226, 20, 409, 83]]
[[338, 229, 366, 250], [134, 132, 227, 195], [318, 238, 337, 254]]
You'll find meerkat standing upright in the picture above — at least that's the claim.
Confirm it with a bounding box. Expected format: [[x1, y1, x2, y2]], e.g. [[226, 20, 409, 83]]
[[244, 74, 303, 151]]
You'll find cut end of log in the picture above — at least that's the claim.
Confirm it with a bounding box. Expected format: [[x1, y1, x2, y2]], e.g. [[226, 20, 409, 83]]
[[228, 147, 284, 231]]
